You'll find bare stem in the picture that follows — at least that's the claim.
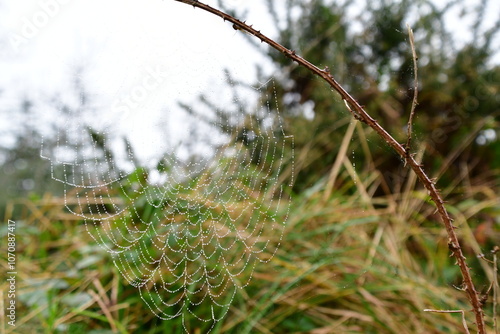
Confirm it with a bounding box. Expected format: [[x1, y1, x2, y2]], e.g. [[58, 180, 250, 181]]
[[424, 309, 471, 334], [493, 246, 499, 333], [173, 1, 486, 332], [405, 24, 418, 155]]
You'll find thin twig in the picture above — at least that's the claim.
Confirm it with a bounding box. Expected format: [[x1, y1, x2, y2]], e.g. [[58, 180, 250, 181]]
[[493, 246, 499, 333], [424, 309, 471, 334], [172, 1, 486, 332], [405, 24, 419, 158], [478, 247, 500, 333]]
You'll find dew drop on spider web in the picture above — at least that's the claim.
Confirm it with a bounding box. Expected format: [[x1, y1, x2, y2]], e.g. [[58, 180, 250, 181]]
[[41, 72, 293, 332]]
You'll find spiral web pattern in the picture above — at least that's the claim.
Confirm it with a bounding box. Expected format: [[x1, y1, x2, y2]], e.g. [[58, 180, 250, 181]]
[[41, 79, 293, 332]]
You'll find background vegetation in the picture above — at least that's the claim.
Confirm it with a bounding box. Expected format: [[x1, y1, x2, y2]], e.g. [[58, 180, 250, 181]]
[[1, 0, 499, 332]]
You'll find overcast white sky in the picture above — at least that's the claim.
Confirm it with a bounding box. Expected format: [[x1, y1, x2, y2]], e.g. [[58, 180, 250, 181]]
[[0, 0, 498, 165], [0, 0, 280, 163]]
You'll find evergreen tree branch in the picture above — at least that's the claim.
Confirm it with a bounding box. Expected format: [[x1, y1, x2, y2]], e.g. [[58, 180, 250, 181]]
[[173, 0, 486, 332]]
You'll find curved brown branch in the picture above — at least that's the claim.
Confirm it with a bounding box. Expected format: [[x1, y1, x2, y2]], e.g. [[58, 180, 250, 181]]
[[173, 1, 486, 332]]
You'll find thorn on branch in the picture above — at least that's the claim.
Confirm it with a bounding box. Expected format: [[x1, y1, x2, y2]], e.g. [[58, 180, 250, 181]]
[[401, 151, 417, 168], [448, 239, 460, 252], [480, 293, 489, 307], [453, 283, 467, 291], [343, 99, 364, 121]]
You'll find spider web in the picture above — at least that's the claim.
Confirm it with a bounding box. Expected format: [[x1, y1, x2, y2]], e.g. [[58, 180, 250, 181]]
[[41, 74, 293, 332]]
